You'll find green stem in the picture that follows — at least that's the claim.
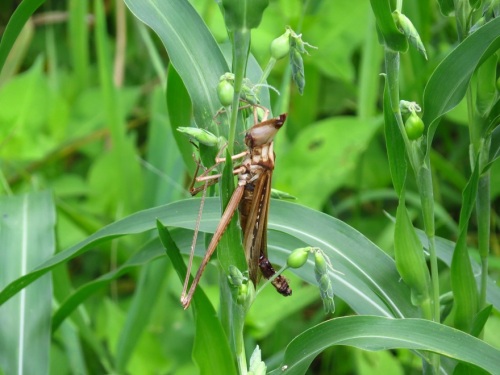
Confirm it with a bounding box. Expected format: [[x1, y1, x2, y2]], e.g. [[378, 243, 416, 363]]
[[358, 15, 381, 119], [255, 265, 288, 297], [385, 49, 440, 372], [236, 332, 248, 375], [477, 137, 491, 311], [396, 0, 403, 12], [228, 30, 251, 154], [416, 165, 439, 322], [258, 57, 276, 86]]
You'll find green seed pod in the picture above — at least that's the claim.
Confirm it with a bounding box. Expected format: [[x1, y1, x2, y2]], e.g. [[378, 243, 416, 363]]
[[287, 247, 310, 268], [177, 127, 220, 147], [394, 202, 431, 307], [236, 283, 248, 304], [290, 48, 305, 94], [393, 11, 427, 59], [404, 112, 425, 140], [217, 79, 234, 107], [270, 31, 290, 60], [316, 273, 335, 314], [314, 250, 327, 275], [228, 265, 244, 287]]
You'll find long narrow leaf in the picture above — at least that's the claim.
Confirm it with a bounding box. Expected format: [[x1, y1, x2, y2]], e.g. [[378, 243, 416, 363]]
[[0, 198, 417, 319], [267, 316, 500, 375], [423, 17, 500, 149], [0, 0, 44, 72], [156, 221, 237, 375], [0, 191, 55, 375], [125, 0, 228, 134]]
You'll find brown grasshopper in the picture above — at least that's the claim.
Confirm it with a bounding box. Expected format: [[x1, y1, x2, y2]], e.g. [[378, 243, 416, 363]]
[[181, 112, 292, 309]]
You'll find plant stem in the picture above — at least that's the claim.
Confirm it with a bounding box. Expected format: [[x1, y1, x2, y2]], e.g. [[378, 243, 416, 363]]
[[385, 49, 440, 372], [476, 137, 491, 311], [258, 57, 276, 87], [228, 30, 251, 154], [235, 330, 248, 375], [416, 164, 439, 323], [255, 264, 288, 297]]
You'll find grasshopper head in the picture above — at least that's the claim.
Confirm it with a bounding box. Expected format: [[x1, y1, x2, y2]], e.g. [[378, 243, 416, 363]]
[[245, 114, 286, 148]]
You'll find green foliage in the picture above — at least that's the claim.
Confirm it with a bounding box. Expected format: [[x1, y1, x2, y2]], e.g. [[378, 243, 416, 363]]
[[1, 0, 500, 374]]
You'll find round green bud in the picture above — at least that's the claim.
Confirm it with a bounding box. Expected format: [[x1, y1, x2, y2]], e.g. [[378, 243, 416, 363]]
[[270, 32, 291, 60], [217, 79, 234, 107], [404, 112, 425, 140], [287, 247, 309, 268], [237, 283, 248, 304]]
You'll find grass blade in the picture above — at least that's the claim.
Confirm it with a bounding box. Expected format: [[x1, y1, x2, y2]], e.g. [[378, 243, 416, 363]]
[[0, 191, 55, 375]]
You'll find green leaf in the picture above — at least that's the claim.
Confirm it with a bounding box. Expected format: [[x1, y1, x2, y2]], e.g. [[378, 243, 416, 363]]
[[115, 257, 168, 373], [476, 53, 498, 117], [0, 191, 55, 375], [165, 67, 198, 178], [0, 0, 44, 73], [52, 238, 163, 332], [218, 150, 246, 274], [394, 200, 431, 307], [490, 125, 500, 165], [157, 221, 237, 375], [383, 77, 407, 196], [221, 0, 270, 30], [124, 0, 228, 133], [451, 159, 480, 332], [51, 229, 200, 332], [267, 316, 500, 375], [436, 0, 455, 16], [369, 0, 408, 52], [431, 234, 500, 312], [144, 86, 186, 206], [4, 196, 500, 321], [423, 17, 500, 150], [471, 305, 493, 338], [0, 198, 418, 319]]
